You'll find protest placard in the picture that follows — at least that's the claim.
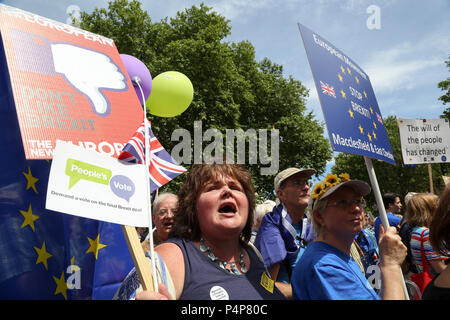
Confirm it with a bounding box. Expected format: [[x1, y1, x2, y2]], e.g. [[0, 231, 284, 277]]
[[397, 118, 450, 165], [298, 23, 395, 165], [0, 4, 143, 159], [46, 140, 149, 227]]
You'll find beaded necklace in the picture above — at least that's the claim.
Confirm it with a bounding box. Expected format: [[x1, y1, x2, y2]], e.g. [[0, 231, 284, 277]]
[[199, 238, 247, 275]]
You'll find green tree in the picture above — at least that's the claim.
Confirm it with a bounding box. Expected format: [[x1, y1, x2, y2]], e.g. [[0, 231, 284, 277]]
[[438, 56, 450, 123], [79, 0, 332, 198], [332, 116, 446, 215], [438, 55, 450, 105]]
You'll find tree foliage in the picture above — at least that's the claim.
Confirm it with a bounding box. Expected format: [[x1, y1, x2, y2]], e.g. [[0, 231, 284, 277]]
[[332, 116, 448, 215], [79, 0, 333, 199], [438, 55, 450, 106]]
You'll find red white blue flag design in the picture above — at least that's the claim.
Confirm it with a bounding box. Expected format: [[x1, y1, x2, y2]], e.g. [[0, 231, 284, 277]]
[[118, 120, 186, 192], [320, 81, 336, 98]]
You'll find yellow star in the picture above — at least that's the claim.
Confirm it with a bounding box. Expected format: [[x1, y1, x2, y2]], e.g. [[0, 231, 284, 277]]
[[22, 167, 39, 194], [34, 241, 52, 270], [347, 67, 351, 75], [348, 108, 354, 118], [53, 271, 68, 300], [373, 121, 377, 129], [370, 106, 373, 114], [338, 73, 343, 82], [358, 125, 364, 134], [340, 89, 346, 99], [86, 234, 107, 260], [69, 256, 81, 271], [340, 65, 346, 74], [355, 76, 360, 84], [373, 131, 377, 139], [363, 90, 367, 98], [367, 133, 372, 141], [19, 204, 39, 232]]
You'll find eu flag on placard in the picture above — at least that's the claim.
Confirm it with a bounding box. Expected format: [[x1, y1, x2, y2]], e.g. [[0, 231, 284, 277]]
[[0, 47, 134, 300], [298, 23, 395, 165]]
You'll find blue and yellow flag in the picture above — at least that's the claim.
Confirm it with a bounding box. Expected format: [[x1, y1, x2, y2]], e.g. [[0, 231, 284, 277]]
[[0, 46, 134, 300], [298, 23, 395, 165]]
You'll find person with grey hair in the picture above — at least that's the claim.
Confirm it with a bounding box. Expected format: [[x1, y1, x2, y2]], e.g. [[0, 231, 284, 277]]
[[250, 200, 276, 243], [292, 173, 407, 300], [142, 193, 178, 252]]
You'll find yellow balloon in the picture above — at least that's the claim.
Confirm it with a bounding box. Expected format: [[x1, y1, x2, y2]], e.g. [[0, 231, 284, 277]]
[[146, 71, 193, 117]]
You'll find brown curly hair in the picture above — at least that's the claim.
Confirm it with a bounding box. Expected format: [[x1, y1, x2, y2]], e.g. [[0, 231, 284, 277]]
[[169, 163, 255, 243]]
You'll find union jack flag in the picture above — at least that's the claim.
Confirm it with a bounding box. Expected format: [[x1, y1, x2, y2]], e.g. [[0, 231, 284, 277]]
[[118, 120, 186, 193], [376, 112, 383, 125], [320, 81, 336, 98]]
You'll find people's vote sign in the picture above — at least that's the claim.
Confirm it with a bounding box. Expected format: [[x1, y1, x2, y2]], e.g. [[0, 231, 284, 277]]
[[0, 4, 143, 159], [46, 141, 149, 227], [298, 23, 395, 165], [397, 118, 450, 165]]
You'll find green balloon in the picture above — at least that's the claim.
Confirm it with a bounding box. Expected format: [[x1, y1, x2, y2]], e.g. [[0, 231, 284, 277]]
[[146, 71, 193, 117]]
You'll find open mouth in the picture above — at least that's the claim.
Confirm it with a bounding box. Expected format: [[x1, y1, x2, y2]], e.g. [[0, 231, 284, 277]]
[[218, 203, 237, 214]]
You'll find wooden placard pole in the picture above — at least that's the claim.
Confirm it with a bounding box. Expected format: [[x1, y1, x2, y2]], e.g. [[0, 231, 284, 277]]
[[121, 225, 154, 291], [428, 164, 434, 194]]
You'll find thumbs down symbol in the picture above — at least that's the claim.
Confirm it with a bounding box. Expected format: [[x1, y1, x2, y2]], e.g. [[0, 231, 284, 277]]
[[51, 43, 127, 116]]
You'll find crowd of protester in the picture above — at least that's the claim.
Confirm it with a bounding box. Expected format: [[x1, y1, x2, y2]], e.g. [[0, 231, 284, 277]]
[[116, 163, 449, 300]]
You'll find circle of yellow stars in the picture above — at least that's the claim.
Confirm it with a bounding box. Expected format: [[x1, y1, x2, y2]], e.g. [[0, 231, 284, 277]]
[[20, 165, 108, 299], [337, 65, 379, 143]]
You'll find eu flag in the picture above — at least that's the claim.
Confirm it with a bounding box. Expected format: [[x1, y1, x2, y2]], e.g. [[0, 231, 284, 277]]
[[0, 35, 134, 300], [298, 23, 395, 165]]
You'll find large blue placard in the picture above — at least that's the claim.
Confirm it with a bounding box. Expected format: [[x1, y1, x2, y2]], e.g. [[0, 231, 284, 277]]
[[298, 23, 395, 165]]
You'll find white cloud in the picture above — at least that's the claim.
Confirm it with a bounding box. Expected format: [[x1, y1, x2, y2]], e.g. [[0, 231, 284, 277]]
[[366, 55, 443, 93], [363, 31, 448, 94], [209, 0, 275, 20]]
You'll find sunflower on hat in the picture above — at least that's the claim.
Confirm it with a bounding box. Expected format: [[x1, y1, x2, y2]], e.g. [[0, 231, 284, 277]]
[[312, 182, 327, 200], [311, 173, 351, 201]]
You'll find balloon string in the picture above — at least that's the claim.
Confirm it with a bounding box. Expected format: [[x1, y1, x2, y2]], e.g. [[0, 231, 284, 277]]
[[134, 78, 159, 293]]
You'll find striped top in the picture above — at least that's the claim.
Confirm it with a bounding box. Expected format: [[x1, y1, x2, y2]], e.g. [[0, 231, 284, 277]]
[[410, 226, 448, 274]]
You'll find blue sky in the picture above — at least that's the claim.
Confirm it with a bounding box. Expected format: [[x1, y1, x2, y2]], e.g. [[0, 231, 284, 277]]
[[1, 0, 449, 174]]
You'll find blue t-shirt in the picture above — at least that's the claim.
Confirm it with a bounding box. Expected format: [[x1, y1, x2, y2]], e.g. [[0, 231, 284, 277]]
[[374, 212, 401, 243], [292, 241, 380, 300]]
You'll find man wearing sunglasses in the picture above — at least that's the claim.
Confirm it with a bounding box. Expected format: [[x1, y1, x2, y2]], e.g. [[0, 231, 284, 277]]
[[291, 174, 407, 300]]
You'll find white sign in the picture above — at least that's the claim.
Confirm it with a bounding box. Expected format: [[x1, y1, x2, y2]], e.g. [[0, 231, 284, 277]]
[[398, 118, 450, 165], [46, 140, 150, 227]]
